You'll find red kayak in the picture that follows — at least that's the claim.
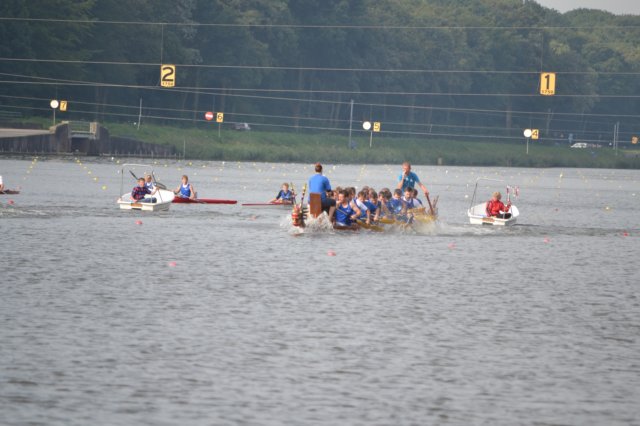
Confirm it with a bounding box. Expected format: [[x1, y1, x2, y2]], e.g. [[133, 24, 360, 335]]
[[173, 197, 237, 204], [0, 190, 20, 195], [241, 202, 293, 207]]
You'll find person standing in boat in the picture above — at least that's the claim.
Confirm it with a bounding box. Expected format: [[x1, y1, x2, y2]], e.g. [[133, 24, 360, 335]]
[[397, 162, 429, 197], [308, 163, 336, 218], [0, 174, 4, 192], [174, 175, 196, 199], [486, 191, 511, 219], [131, 177, 158, 203]]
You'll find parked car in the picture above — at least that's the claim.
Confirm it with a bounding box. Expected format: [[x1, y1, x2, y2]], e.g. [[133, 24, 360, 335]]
[[233, 122, 251, 131]]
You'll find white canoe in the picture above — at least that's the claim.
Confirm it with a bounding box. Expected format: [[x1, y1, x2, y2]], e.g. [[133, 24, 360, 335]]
[[468, 202, 519, 226], [118, 189, 174, 211]]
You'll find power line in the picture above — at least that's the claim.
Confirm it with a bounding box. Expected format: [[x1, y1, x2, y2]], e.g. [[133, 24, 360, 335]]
[[2, 57, 640, 75], [1, 16, 639, 30], [2, 77, 640, 120], [2, 93, 634, 138]]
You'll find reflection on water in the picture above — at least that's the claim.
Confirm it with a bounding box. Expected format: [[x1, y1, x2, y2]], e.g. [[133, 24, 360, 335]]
[[1, 158, 639, 425]]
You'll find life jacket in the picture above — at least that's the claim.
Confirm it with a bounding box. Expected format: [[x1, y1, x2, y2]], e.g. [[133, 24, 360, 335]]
[[389, 198, 404, 214], [335, 202, 355, 225], [279, 190, 293, 201], [179, 183, 191, 197], [486, 199, 508, 217], [403, 197, 421, 210]]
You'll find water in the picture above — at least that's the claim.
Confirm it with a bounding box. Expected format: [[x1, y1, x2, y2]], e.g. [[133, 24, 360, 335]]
[[1, 158, 639, 425]]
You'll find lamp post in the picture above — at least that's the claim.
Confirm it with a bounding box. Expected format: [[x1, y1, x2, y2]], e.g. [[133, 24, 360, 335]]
[[523, 128, 532, 155], [363, 121, 373, 148], [50, 99, 59, 126]]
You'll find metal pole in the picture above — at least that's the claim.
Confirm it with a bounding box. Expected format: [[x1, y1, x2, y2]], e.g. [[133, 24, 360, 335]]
[[348, 99, 354, 148], [369, 130, 373, 148], [526, 137, 529, 155], [137, 98, 142, 130], [183, 138, 186, 160], [52, 109, 56, 126]]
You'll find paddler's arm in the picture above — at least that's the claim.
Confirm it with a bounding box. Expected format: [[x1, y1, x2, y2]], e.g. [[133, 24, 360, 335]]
[[189, 184, 196, 199], [419, 181, 429, 196], [350, 201, 361, 219]]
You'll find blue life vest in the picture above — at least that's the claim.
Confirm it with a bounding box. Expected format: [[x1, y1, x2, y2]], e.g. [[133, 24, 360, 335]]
[[278, 190, 293, 201], [179, 183, 191, 197], [335, 202, 355, 226], [403, 197, 422, 209], [364, 200, 378, 215], [389, 198, 404, 214]]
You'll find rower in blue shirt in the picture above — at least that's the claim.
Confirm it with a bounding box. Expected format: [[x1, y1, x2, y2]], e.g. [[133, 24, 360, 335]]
[[308, 163, 336, 217], [173, 175, 196, 199], [269, 183, 295, 204], [334, 190, 361, 227]]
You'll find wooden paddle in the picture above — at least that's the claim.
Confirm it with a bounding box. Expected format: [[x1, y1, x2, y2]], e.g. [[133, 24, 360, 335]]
[[426, 193, 435, 216]]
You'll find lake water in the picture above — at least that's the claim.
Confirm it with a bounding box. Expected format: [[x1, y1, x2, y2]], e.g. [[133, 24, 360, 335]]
[[1, 157, 639, 426]]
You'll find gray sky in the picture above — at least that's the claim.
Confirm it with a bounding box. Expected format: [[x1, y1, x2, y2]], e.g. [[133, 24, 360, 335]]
[[534, 0, 640, 14]]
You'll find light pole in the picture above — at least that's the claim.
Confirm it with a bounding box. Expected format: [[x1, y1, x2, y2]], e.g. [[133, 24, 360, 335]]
[[363, 121, 373, 148], [523, 128, 532, 155], [50, 99, 59, 126]]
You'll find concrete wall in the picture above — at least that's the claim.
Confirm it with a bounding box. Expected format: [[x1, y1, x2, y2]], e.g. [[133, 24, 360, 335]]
[[0, 122, 177, 157]]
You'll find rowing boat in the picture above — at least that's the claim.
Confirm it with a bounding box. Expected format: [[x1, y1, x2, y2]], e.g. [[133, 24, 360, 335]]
[[117, 163, 174, 212], [242, 202, 292, 207], [118, 189, 174, 211], [0, 190, 20, 195], [293, 193, 438, 233], [467, 178, 520, 226], [173, 197, 237, 204]]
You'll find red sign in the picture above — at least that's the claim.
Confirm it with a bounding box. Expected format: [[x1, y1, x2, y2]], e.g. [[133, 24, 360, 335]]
[[204, 111, 214, 121]]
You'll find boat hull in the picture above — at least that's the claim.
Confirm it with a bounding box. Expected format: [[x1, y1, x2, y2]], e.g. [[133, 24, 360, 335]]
[[173, 197, 237, 204], [0, 190, 20, 195], [468, 203, 519, 226], [118, 189, 174, 211]]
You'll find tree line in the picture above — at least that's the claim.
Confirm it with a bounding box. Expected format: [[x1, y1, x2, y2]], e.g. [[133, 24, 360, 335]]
[[1, 0, 639, 146]]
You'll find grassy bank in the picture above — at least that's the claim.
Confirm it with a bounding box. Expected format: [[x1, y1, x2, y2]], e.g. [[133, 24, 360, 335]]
[[105, 122, 640, 169]]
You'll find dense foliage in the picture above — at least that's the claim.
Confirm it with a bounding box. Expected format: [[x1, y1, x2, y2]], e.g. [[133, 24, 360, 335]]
[[1, 0, 639, 147]]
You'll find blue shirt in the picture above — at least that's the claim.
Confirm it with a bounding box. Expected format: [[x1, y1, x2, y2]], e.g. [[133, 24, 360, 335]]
[[308, 173, 331, 201], [398, 171, 420, 191]]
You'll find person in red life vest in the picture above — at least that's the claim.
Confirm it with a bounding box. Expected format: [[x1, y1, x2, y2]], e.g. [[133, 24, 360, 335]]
[[486, 191, 511, 218]]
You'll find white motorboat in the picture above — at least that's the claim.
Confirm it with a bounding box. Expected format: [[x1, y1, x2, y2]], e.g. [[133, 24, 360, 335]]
[[117, 163, 174, 211], [467, 178, 519, 226]]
